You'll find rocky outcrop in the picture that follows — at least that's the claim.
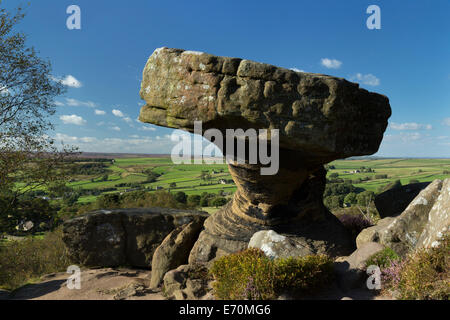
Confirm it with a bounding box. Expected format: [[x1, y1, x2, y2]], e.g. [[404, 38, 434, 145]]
[[375, 182, 430, 218], [139, 47, 391, 263], [62, 208, 208, 268], [150, 216, 207, 289], [162, 264, 213, 300], [356, 179, 449, 256]]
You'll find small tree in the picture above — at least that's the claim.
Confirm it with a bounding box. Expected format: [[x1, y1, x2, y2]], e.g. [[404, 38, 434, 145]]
[[344, 192, 357, 204], [174, 191, 187, 204], [0, 5, 76, 231], [211, 197, 228, 208]]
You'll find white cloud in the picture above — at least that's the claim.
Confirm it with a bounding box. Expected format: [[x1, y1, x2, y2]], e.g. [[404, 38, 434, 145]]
[[51, 132, 222, 155], [390, 122, 432, 131], [350, 73, 380, 86], [59, 114, 86, 125], [400, 132, 422, 142], [65, 98, 97, 108], [123, 117, 133, 123], [52, 75, 82, 88], [290, 68, 305, 73], [111, 126, 121, 131], [442, 118, 450, 126], [95, 109, 106, 115], [112, 109, 125, 117], [139, 125, 157, 131], [54, 101, 65, 107], [320, 58, 342, 69]]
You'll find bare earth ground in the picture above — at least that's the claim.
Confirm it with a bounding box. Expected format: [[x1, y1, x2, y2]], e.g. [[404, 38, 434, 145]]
[[6, 268, 165, 300], [0, 268, 394, 300]]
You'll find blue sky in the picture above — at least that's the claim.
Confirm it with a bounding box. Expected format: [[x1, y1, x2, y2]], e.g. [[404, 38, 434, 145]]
[[4, 0, 450, 157]]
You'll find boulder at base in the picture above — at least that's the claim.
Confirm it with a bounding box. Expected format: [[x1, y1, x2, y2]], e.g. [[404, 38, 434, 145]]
[[375, 182, 430, 218], [248, 230, 317, 259], [162, 264, 213, 300], [356, 179, 449, 256], [150, 216, 207, 289], [62, 208, 208, 268]]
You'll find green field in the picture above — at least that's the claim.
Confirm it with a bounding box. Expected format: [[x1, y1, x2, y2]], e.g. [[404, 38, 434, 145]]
[[329, 158, 450, 192], [70, 157, 235, 203], [67, 157, 450, 203]]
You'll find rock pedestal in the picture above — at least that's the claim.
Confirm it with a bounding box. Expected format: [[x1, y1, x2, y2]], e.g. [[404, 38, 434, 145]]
[[139, 47, 391, 262]]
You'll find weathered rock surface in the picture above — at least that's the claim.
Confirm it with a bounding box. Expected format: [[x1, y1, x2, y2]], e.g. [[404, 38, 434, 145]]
[[188, 167, 354, 263], [356, 179, 449, 256], [139, 47, 391, 263], [375, 182, 430, 218], [334, 242, 385, 292], [150, 216, 207, 289], [162, 264, 213, 300], [62, 208, 208, 268], [248, 230, 317, 259], [417, 179, 450, 250], [139, 47, 390, 157]]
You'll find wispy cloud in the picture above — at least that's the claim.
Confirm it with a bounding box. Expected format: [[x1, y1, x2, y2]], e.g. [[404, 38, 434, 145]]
[[112, 109, 125, 117], [59, 114, 86, 125], [52, 75, 82, 88], [350, 73, 380, 86], [95, 109, 106, 115], [64, 98, 97, 108], [320, 58, 342, 69], [390, 122, 432, 130], [111, 126, 121, 131], [53, 101, 65, 107], [139, 125, 157, 132]]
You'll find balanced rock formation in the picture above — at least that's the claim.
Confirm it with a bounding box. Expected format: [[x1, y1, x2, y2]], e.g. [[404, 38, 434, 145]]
[[62, 208, 208, 268], [139, 47, 391, 262], [356, 179, 449, 256]]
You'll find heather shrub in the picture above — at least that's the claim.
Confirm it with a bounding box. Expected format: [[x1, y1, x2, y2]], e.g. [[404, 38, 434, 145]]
[[380, 233, 449, 300], [273, 255, 334, 295], [0, 228, 72, 290], [395, 234, 449, 300], [209, 248, 334, 300], [209, 248, 276, 300], [366, 247, 400, 269]]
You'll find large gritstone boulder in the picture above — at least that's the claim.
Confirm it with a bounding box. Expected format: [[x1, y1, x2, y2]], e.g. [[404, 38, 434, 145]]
[[139, 47, 391, 263], [375, 182, 431, 218], [62, 208, 208, 268], [356, 179, 449, 256]]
